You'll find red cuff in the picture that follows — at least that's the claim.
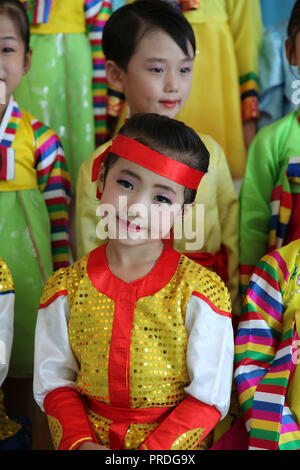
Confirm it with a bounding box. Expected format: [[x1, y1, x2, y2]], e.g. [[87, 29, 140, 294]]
[[44, 387, 97, 450], [139, 395, 220, 450], [241, 96, 260, 121]]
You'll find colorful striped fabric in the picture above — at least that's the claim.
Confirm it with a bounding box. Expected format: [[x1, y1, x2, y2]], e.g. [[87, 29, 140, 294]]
[[240, 157, 300, 295], [33, 119, 71, 270], [240, 72, 260, 121], [0, 100, 21, 148], [21, 0, 52, 25], [84, 0, 113, 146], [235, 245, 300, 449]]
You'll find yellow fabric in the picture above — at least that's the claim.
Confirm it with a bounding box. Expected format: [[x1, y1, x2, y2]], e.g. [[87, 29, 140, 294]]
[[283, 244, 300, 427], [176, 0, 262, 179], [0, 389, 21, 441], [76, 135, 240, 315], [41, 251, 231, 450], [47, 415, 63, 449], [0, 259, 15, 291], [30, 0, 86, 34], [0, 108, 39, 192]]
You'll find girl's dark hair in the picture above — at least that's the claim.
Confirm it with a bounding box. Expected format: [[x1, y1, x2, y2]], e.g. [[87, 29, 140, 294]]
[[0, 0, 30, 54], [102, 0, 196, 71], [287, 0, 300, 61], [104, 113, 210, 204]]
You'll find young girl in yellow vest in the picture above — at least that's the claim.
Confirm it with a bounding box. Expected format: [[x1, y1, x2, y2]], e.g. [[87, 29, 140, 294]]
[[34, 113, 234, 451]]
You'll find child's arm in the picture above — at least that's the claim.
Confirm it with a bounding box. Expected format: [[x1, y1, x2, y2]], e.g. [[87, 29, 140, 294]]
[[239, 126, 281, 296], [84, 0, 112, 147], [226, 0, 262, 146], [0, 262, 15, 388], [234, 250, 299, 450], [258, 25, 285, 129], [139, 274, 234, 450], [33, 274, 100, 450], [34, 121, 71, 270]]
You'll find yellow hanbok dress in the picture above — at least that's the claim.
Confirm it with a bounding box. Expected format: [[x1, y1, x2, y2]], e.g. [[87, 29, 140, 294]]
[[176, 0, 263, 179]]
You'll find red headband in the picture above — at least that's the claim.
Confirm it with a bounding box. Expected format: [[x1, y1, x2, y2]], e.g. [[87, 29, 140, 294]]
[[92, 134, 206, 199]]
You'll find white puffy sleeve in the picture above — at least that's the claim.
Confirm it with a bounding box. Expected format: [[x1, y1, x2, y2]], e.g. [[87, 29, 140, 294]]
[[184, 293, 234, 419], [33, 294, 79, 411], [0, 290, 14, 387]]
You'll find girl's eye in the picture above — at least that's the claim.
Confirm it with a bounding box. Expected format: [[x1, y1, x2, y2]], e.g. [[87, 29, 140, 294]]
[[149, 67, 164, 73], [154, 195, 172, 205], [2, 47, 14, 53], [117, 179, 133, 190]]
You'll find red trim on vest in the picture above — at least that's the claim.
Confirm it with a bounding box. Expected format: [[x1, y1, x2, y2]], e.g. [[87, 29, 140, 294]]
[[192, 291, 232, 318], [139, 395, 221, 450], [39, 290, 68, 309], [44, 387, 97, 450]]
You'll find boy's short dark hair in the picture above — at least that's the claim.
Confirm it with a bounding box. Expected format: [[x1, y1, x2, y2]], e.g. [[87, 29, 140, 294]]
[[102, 0, 196, 71], [104, 113, 210, 204]]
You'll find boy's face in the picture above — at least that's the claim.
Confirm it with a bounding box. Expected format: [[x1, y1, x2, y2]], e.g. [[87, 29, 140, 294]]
[[98, 157, 186, 245], [118, 29, 194, 119]]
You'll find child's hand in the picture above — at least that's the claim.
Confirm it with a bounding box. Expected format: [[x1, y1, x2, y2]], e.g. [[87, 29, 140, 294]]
[[242, 119, 257, 151], [77, 442, 109, 450]]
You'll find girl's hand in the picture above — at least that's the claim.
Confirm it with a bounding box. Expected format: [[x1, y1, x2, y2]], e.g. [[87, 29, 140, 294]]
[[242, 119, 257, 151], [77, 441, 109, 450]]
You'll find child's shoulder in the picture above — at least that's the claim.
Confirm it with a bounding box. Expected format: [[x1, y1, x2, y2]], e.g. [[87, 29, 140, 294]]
[[80, 140, 112, 178], [255, 109, 298, 143], [19, 107, 61, 148], [40, 254, 90, 305], [178, 254, 232, 315], [0, 258, 14, 293]]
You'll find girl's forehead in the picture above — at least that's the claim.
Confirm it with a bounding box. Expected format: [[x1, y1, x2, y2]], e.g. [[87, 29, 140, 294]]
[[0, 13, 21, 39]]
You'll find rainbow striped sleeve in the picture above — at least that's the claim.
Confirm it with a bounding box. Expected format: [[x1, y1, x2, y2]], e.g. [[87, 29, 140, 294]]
[[20, 0, 52, 25], [33, 119, 71, 270], [240, 72, 260, 121], [234, 250, 300, 449], [84, 0, 113, 147]]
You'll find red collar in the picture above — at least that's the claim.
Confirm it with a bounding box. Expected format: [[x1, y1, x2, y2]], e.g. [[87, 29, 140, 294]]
[[86, 244, 181, 300]]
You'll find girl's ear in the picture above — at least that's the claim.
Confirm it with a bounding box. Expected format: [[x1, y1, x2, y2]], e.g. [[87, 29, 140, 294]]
[[285, 38, 297, 66], [97, 162, 106, 194], [105, 60, 126, 91], [23, 47, 32, 75]]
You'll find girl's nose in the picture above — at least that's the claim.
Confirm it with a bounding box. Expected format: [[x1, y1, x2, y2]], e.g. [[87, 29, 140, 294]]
[[164, 71, 179, 93]]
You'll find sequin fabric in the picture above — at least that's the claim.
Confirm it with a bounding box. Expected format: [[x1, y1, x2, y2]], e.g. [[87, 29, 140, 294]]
[[0, 389, 21, 441], [47, 415, 62, 449], [0, 259, 14, 292], [40, 252, 231, 449]]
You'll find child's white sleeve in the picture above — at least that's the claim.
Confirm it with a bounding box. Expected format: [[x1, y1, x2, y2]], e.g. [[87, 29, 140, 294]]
[[0, 291, 14, 387], [33, 294, 79, 411], [184, 293, 234, 419]]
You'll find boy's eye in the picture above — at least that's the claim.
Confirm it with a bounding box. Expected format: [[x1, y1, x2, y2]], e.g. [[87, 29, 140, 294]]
[[154, 194, 172, 205], [117, 179, 133, 190], [180, 66, 192, 74], [149, 67, 164, 73]]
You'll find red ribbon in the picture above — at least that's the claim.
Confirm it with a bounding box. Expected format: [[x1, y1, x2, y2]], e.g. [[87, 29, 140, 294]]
[[91, 134, 205, 199]]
